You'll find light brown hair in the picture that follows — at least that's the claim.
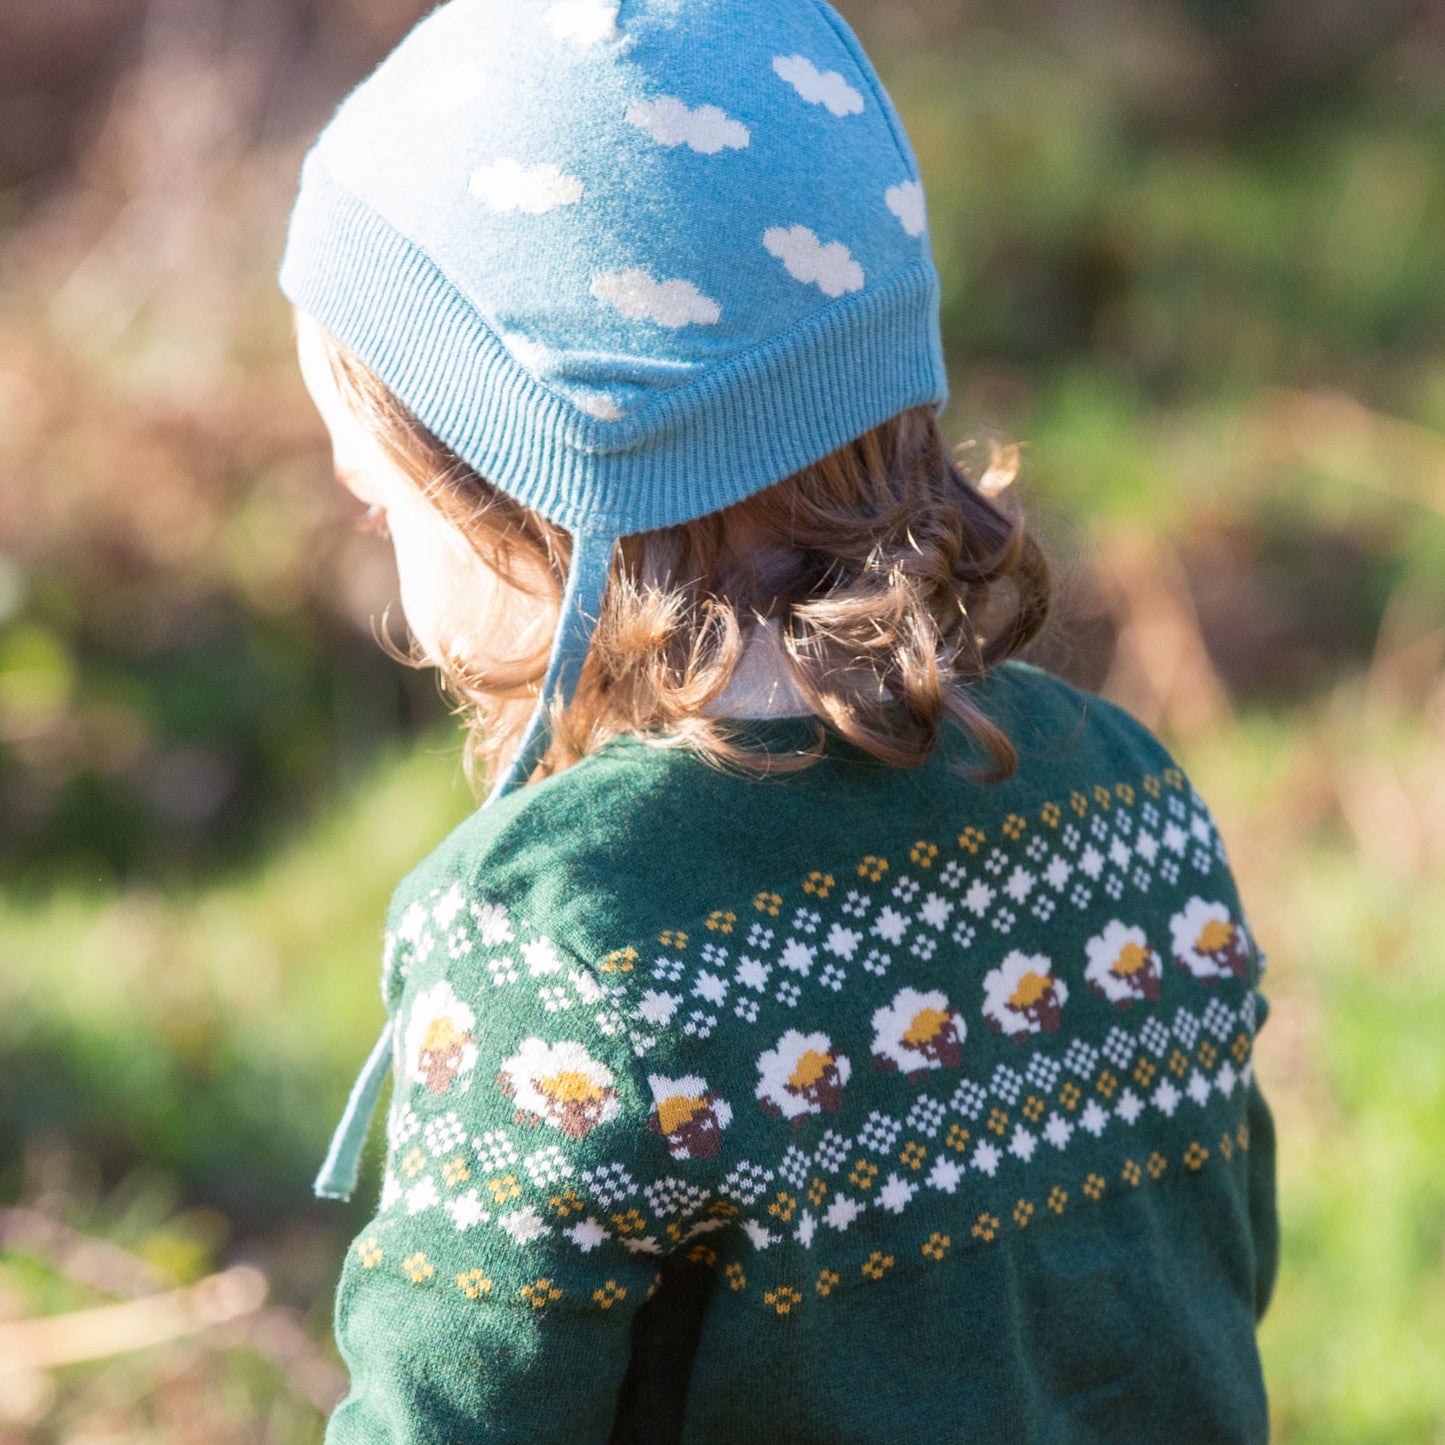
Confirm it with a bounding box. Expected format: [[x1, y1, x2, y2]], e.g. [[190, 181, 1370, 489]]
[[321, 329, 1050, 790]]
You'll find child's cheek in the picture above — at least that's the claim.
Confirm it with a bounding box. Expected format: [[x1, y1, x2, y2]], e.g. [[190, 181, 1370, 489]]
[[387, 504, 494, 665]]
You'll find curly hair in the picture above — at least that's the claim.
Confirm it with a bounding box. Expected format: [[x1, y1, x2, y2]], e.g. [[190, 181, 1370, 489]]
[[318, 325, 1050, 791]]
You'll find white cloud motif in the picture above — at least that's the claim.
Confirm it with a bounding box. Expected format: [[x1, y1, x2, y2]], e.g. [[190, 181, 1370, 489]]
[[772, 54, 865, 117], [499, 332, 550, 375], [626, 96, 749, 155], [591, 269, 721, 327], [544, 0, 619, 44], [573, 391, 625, 420], [886, 180, 927, 237], [469, 159, 584, 215], [763, 225, 864, 298]]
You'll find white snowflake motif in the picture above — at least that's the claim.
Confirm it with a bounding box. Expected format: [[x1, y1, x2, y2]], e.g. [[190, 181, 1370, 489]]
[[565, 1217, 609, 1253], [501, 1207, 550, 1245], [522, 937, 562, 976], [581, 1162, 636, 1209], [918, 893, 953, 930], [722, 1160, 774, 1206], [637, 989, 680, 1026], [857, 1111, 902, 1154], [445, 1189, 489, 1231], [1186, 1071, 1213, 1108], [796, 1211, 817, 1249], [1079, 1100, 1110, 1137], [1164, 822, 1189, 855], [423, 1112, 467, 1158], [694, 971, 728, 1006], [406, 1177, 440, 1215], [792, 908, 822, 936], [737, 956, 771, 992], [972, 1140, 1001, 1177], [747, 922, 774, 950], [861, 947, 892, 977], [1080, 845, 1105, 880], [1044, 856, 1073, 890], [892, 876, 921, 904], [907, 1095, 947, 1138], [525, 1146, 572, 1188], [878, 1173, 918, 1214], [1003, 867, 1035, 903], [1216, 1060, 1238, 1097], [470, 900, 512, 945], [871, 906, 909, 945], [814, 1130, 851, 1173], [379, 1172, 402, 1212], [1151, 1080, 1182, 1117], [963, 880, 995, 917], [1043, 1114, 1073, 1150], [1115, 1089, 1144, 1125], [474, 1130, 519, 1172], [1109, 838, 1133, 871], [1135, 832, 1160, 865], [840, 890, 870, 919], [396, 900, 428, 946], [927, 1156, 964, 1193], [432, 883, 465, 931], [779, 939, 815, 975], [818, 962, 846, 991], [824, 923, 861, 960], [824, 1194, 863, 1232], [487, 955, 519, 987]]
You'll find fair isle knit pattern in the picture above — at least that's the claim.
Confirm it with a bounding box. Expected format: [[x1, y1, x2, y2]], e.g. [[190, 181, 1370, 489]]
[[326, 666, 1276, 1443]]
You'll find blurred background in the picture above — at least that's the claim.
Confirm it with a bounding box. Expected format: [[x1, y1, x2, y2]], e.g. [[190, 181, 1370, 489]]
[[1, 0, 1442, 1438]]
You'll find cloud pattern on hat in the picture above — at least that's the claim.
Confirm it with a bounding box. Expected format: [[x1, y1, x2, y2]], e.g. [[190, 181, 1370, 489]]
[[591, 269, 723, 328], [544, 0, 619, 44], [469, 159, 585, 214], [886, 180, 927, 238], [763, 225, 865, 297], [771, 54, 865, 117], [626, 96, 750, 155]]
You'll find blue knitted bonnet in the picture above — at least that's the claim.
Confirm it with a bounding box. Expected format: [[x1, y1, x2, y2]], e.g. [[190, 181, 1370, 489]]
[[280, 0, 948, 1197]]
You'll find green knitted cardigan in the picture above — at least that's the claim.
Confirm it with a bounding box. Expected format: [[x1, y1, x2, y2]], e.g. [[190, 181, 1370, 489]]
[[326, 662, 1277, 1443]]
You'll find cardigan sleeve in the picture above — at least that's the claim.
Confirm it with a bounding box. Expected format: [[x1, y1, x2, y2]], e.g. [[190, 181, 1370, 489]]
[[325, 887, 713, 1444]]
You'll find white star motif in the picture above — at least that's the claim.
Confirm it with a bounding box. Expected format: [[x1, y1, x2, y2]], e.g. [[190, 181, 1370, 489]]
[[565, 1217, 609, 1253]]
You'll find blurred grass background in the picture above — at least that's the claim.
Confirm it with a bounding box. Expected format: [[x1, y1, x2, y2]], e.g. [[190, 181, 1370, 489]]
[[1, 0, 1442, 1438]]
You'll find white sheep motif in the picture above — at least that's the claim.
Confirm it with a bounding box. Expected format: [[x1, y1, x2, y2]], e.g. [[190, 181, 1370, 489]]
[[981, 951, 1069, 1039], [755, 1030, 851, 1123], [1084, 921, 1163, 1007], [1169, 898, 1250, 981], [870, 987, 966, 1079]]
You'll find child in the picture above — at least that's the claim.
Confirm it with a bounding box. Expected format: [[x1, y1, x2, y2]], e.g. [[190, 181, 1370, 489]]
[[280, 1, 1278, 1439]]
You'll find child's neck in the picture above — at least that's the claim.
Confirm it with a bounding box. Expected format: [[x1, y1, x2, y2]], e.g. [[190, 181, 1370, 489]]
[[705, 618, 810, 719]]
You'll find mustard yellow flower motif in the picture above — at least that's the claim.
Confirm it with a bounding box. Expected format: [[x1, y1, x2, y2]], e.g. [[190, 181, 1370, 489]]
[[487, 1174, 521, 1205], [355, 1236, 383, 1269], [520, 1278, 563, 1310], [1083, 1173, 1106, 1201], [1197, 1040, 1218, 1069], [857, 855, 889, 882], [753, 890, 782, 916], [945, 1123, 970, 1152], [1058, 1081, 1081, 1111], [921, 1232, 951, 1261], [1236, 1123, 1251, 1151], [861, 1251, 894, 1281], [815, 1269, 840, 1297], [1121, 1158, 1142, 1187], [1184, 1141, 1209, 1172], [593, 1279, 627, 1310], [766, 1285, 803, 1315], [726, 1262, 746, 1291], [1163, 767, 1184, 790], [1232, 1032, 1252, 1065], [705, 909, 737, 933], [1021, 1094, 1045, 1123], [1133, 1059, 1157, 1088], [848, 1159, 878, 1190], [971, 1213, 1000, 1243], [600, 947, 637, 973], [1001, 814, 1026, 841], [402, 1252, 433, 1283], [802, 872, 835, 898], [1047, 1187, 1068, 1215], [689, 1244, 717, 1268], [807, 1176, 828, 1206], [768, 1190, 798, 1224], [401, 1147, 426, 1179], [658, 929, 688, 949], [709, 1199, 741, 1218], [986, 1107, 1009, 1137], [1147, 1151, 1168, 1181], [899, 1140, 927, 1172], [1115, 782, 1135, 806], [1040, 800, 1062, 828], [1070, 791, 1088, 817], [1013, 1199, 1034, 1228], [1169, 1049, 1189, 1078], [441, 1156, 470, 1187], [549, 1189, 584, 1218], [909, 840, 938, 868], [1094, 1069, 1117, 1100], [1093, 785, 1112, 809], [611, 1208, 647, 1236], [1218, 1132, 1234, 1161], [456, 1268, 492, 1298], [957, 826, 985, 853]]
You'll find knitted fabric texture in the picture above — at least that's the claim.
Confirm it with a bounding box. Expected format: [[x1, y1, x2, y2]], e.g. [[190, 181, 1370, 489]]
[[279, 0, 947, 535]]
